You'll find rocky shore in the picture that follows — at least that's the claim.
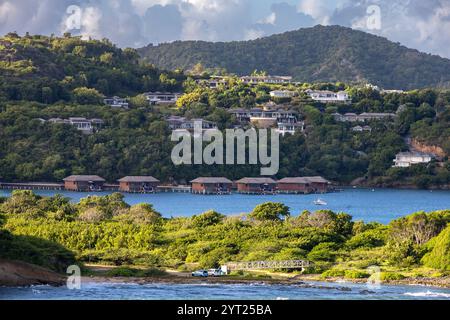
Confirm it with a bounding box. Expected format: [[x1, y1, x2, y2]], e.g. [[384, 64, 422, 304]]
[[81, 271, 450, 289], [0, 260, 65, 287], [1, 261, 448, 289]]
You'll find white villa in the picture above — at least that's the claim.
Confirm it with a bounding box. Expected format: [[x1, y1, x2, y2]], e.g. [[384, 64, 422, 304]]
[[352, 125, 372, 132], [276, 122, 305, 136], [240, 75, 292, 85], [393, 152, 434, 168], [103, 96, 129, 109], [47, 117, 104, 134], [334, 112, 397, 122], [306, 89, 351, 103], [145, 92, 181, 105], [166, 116, 218, 131], [382, 89, 405, 94], [228, 106, 303, 135], [270, 90, 296, 99]]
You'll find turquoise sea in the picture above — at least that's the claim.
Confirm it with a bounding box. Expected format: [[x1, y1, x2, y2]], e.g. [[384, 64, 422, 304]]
[[1, 281, 449, 300], [1, 188, 449, 223]]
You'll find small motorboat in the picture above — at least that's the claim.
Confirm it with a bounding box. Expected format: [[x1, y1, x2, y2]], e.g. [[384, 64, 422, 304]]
[[314, 198, 327, 206]]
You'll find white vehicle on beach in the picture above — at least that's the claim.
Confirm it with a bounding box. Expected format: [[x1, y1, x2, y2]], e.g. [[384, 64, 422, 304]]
[[208, 269, 225, 277], [192, 270, 209, 277]]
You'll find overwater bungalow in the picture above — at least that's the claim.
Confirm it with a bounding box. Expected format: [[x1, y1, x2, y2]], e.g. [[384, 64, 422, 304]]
[[277, 177, 312, 194], [63, 175, 106, 192], [306, 176, 331, 193], [236, 177, 277, 194], [117, 176, 160, 193], [191, 177, 233, 195]]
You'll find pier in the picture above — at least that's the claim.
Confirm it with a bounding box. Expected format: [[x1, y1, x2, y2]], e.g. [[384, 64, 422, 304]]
[[157, 185, 192, 193], [0, 182, 64, 191]]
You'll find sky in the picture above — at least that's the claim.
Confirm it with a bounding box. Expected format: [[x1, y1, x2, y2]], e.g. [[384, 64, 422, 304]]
[[0, 0, 450, 59]]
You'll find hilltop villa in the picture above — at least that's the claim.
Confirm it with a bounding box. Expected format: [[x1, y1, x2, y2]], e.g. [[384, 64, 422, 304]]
[[393, 152, 434, 168], [306, 89, 351, 103], [270, 90, 296, 99], [228, 105, 303, 135], [144, 92, 181, 105], [333, 113, 397, 122], [166, 116, 218, 132], [103, 96, 129, 109], [240, 75, 292, 85], [47, 117, 104, 134]]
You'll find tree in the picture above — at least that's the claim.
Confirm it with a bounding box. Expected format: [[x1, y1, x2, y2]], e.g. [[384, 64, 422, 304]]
[[78, 193, 129, 219], [176, 90, 203, 108], [41, 87, 53, 104], [129, 94, 149, 109], [72, 87, 104, 105], [249, 202, 290, 221], [78, 207, 108, 223], [73, 46, 87, 58], [190, 63, 205, 75], [389, 211, 450, 246], [0, 190, 42, 215], [421, 226, 450, 271], [100, 52, 114, 65], [192, 210, 224, 228], [127, 204, 161, 224]]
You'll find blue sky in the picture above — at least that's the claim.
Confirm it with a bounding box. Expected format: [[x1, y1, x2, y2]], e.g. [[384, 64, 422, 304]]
[[0, 0, 449, 58]]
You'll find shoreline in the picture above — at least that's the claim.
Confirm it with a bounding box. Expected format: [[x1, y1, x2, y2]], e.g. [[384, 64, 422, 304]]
[[1, 183, 450, 193], [79, 274, 450, 289], [78, 267, 450, 289]]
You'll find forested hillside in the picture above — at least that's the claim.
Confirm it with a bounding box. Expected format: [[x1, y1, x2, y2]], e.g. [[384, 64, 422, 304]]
[[0, 33, 449, 188], [139, 25, 450, 90], [0, 32, 184, 103]]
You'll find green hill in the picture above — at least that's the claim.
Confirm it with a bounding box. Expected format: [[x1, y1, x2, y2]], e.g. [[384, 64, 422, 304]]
[[0, 32, 184, 103], [138, 25, 450, 90]]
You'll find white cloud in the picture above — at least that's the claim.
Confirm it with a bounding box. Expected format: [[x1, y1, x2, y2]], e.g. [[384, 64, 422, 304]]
[[298, 0, 336, 25], [259, 12, 276, 25], [0, 0, 449, 58], [330, 0, 450, 58], [244, 28, 265, 40], [79, 7, 103, 40]]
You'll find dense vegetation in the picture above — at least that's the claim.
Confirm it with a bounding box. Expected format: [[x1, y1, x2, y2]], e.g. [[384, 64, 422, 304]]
[[0, 191, 449, 277], [0, 32, 184, 104], [0, 84, 449, 186], [138, 25, 450, 90], [0, 33, 449, 187]]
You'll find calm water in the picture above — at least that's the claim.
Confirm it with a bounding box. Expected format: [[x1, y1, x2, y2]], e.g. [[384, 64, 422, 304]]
[[1, 188, 449, 223], [1, 281, 449, 300]]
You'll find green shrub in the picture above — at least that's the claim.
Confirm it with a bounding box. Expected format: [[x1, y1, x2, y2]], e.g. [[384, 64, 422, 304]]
[[302, 262, 332, 274], [106, 267, 167, 278], [346, 228, 387, 249], [0, 230, 76, 272], [249, 202, 290, 221], [380, 272, 406, 281], [106, 267, 140, 277], [421, 226, 450, 271], [430, 272, 444, 278], [307, 242, 337, 262], [138, 268, 168, 277], [344, 270, 370, 279], [321, 269, 345, 278], [122, 204, 162, 225], [192, 211, 225, 228]]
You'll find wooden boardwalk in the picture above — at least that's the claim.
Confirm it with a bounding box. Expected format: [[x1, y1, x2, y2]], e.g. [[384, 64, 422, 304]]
[[226, 260, 312, 271]]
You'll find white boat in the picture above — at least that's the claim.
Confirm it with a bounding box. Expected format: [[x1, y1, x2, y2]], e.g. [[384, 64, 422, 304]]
[[314, 199, 327, 206]]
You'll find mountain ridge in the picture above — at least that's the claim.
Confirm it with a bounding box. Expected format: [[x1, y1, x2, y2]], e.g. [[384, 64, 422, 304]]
[[138, 25, 450, 90]]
